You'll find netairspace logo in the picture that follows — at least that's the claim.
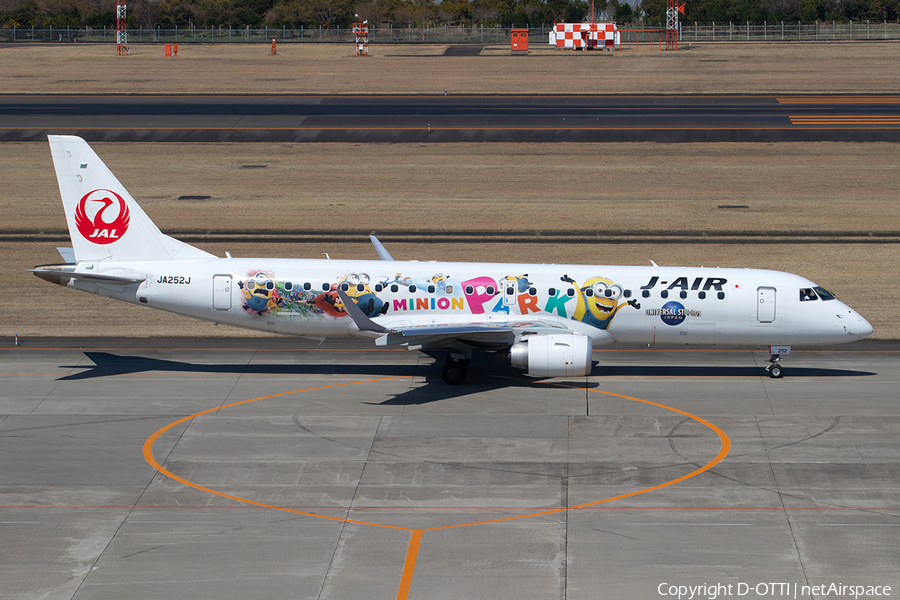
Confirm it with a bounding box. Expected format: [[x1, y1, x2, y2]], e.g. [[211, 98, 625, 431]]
[[657, 582, 893, 600]]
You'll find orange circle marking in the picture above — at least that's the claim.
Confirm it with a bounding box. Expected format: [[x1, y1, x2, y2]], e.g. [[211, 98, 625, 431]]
[[143, 380, 731, 600]]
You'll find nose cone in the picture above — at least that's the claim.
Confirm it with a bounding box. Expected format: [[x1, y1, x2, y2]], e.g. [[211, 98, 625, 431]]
[[851, 313, 874, 339]]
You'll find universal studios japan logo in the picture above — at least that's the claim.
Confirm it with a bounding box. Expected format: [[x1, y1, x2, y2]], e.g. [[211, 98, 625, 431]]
[[645, 301, 702, 326], [74, 189, 131, 245]]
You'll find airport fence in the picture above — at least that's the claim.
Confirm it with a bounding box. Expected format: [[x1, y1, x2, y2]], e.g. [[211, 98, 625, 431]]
[[2, 22, 900, 44], [682, 21, 900, 41]]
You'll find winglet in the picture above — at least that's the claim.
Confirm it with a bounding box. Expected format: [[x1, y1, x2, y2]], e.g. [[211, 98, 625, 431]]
[[336, 288, 390, 333], [369, 235, 395, 261]]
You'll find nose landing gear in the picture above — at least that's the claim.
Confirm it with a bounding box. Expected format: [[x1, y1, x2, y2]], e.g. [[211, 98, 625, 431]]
[[764, 345, 790, 379], [766, 355, 784, 378]]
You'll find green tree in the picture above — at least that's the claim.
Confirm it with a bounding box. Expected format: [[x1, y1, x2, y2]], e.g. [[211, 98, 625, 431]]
[[2, 0, 40, 26], [613, 0, 635, 21], [305, 0, 353, 28]]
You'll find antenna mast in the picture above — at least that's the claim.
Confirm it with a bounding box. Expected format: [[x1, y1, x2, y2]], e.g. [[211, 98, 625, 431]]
[[116, 0, 128, 55], [666, 0, 685, 50]]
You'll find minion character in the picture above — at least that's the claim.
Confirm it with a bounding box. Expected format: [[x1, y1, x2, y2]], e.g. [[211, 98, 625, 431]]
[[393, 273, 413, 287], [337, 272, 387, 318], [239, 277, 283, 316], [499, 274, 531, 293], [341, 273, 372, 296], [492, 274, 532, 314], [563, 275, 640, 330]]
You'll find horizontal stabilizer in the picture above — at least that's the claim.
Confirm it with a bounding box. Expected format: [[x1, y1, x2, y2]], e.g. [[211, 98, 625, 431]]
[[31, 265, 146, 286]]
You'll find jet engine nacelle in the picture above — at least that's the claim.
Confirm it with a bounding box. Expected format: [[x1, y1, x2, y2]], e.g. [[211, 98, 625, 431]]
[[509, 333, 593, 378]]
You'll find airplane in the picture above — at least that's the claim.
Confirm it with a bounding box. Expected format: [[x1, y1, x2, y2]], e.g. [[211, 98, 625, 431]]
[[32, 135, 873, 384]]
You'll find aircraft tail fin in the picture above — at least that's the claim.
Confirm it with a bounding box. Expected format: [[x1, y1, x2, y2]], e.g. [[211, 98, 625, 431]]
[[48, 135, 214, 263]]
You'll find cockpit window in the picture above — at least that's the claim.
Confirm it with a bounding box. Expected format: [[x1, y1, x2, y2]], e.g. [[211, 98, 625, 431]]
[[813, 286, 837, 301], [799, 288, 818, 301]]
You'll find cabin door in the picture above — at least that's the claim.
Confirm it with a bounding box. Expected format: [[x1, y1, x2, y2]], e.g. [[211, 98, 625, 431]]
[[757, 286, 776, 323], [213, 275, 233, 310]]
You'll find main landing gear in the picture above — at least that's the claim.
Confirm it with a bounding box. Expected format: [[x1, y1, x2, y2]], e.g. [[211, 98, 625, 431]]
[[441, 350, 470, 385], [765, 355, 784, 379]]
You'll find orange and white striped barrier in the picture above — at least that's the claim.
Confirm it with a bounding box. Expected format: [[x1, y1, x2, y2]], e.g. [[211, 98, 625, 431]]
[[550, 22, 619, 50]]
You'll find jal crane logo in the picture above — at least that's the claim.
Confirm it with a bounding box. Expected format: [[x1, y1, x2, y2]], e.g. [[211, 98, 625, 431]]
[[74, 189, 130, 245]]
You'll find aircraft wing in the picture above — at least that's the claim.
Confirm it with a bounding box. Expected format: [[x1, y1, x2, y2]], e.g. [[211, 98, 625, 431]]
[[368, 235, 395, 261], [336, 289, 612, 349], [374, 320, 580, 349]]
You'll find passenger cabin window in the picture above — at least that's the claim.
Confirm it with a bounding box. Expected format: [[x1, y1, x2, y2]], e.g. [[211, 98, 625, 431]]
[[465, 285, 474, 295], [322, 283, 331, 291], [357, 283, 365, 292], [660, 290, 668, 299], [567, 288, 575, 297], [391, 284, 399, 293], [340, 283, 349, 291], [284, 282, 293, 291], [717, 292, 725, 300], [487, 286, 495, 295], [800, 288, 818, 301], [266, 281, 274, 291], [548, 287, 557, 297], [680, 291, 688, 299], [374, 284, 383, 292], [642, 290, 650, 298], [585, 289, 594, 297], [624, 289, 632, 298], [814, 286, 837, 301], [528, 287, 537, 296], [698, 291, 706, 299], [428, 285, 436, 293], [506, 286, 515, 295], [303, 282, 311, 291], [409, 284, 417, 293], [445, 285, 453, 294]]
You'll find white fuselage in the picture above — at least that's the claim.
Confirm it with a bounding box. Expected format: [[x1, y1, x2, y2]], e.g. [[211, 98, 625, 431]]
[[67, 257, 872, 348]]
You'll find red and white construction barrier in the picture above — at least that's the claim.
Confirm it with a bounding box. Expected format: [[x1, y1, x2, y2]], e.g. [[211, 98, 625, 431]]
[[550, 22, 619, 50]]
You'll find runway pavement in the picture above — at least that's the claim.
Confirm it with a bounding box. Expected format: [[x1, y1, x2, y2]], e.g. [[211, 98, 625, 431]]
[[3, 95, 900, 142], [1, 337, 897, 599]]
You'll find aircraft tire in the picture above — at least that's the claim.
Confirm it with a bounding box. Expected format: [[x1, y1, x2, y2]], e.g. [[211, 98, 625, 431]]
[[441, 362, 467, 385], [768, 364, 784, 379]]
